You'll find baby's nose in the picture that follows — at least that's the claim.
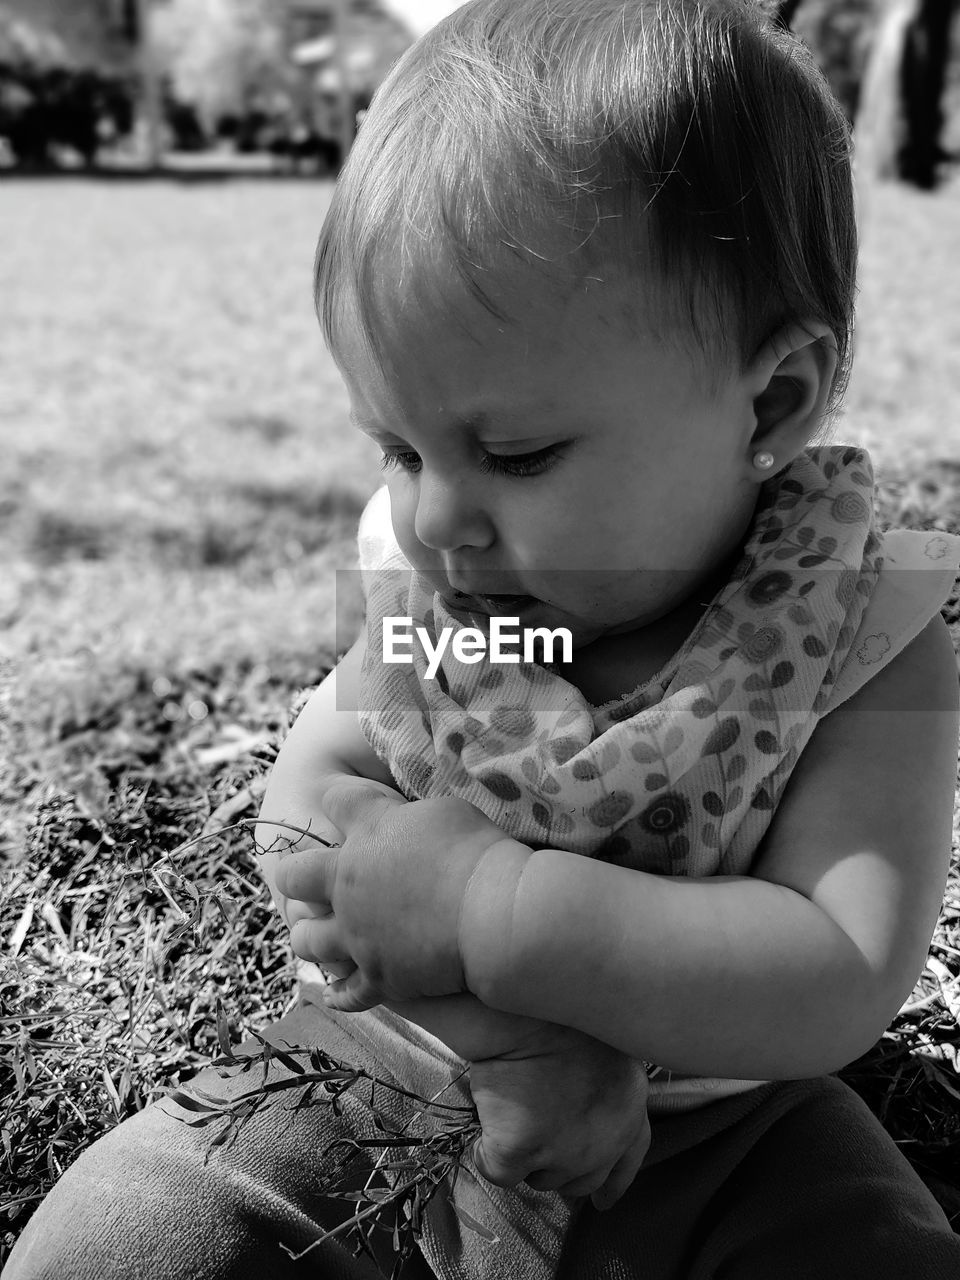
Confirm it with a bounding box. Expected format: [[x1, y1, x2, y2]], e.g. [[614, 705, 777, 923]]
[[414, 473, 493, 551]]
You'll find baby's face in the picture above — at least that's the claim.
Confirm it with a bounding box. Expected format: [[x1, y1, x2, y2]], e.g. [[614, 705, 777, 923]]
[[337, 260, 763, 649]]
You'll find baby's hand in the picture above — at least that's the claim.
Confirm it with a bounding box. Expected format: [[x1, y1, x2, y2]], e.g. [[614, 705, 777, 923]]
[[272, 776, 406, 983], [469, 1023, 651, 1209], [274, 778, 532, 1010]]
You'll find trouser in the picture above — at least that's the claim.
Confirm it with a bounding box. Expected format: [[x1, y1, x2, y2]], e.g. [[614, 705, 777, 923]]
[[5, 993, 960, 1280]]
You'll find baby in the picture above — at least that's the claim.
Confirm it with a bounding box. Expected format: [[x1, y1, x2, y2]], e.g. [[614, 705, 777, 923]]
[[7, 2, 960, 1278]]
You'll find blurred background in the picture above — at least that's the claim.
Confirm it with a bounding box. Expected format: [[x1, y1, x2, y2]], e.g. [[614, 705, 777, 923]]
[[0, 0, 958, 837], [0, 0, 450, 175], [2, 2, 960, 1257], [0, 1, 955, 179]]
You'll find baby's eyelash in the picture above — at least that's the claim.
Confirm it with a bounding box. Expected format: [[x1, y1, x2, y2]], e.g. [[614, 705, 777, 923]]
[[378, 445, 565, 478], [379, 450, 422, 474], [479, 446, 565, 477]]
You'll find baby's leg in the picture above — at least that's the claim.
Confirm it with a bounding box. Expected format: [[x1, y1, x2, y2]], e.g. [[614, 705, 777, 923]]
[[558, 1075, 960, 1280], [4, 997, 438, 1280]]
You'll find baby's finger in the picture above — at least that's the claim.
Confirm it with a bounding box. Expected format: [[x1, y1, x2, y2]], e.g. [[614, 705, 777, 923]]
[[289, 916, 352, 966], [284, 897, 329, 929], [548, 1166, 615, 1199], [275, 848, 336, 904], [321, 972, 381, 1014], [471, 1137, 533, 1189], [589, 1128, 651, 1211], [316, 777, 405, 836]]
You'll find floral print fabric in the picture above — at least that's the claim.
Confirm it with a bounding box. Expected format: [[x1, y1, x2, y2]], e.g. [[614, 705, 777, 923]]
[[358, 446, 887, 878]]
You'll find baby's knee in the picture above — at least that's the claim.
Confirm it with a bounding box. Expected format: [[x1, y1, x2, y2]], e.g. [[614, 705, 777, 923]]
[[4, 1104, 273, 1280], [4, 1087, 403, 1280]]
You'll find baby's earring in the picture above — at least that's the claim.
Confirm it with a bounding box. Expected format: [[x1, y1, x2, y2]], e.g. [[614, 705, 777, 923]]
[[753, 451, 776, 471]]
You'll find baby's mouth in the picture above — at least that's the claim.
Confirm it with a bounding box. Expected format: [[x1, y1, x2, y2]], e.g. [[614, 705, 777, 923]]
[[448, 590, 537, 616], [475, 592, 535, 611]]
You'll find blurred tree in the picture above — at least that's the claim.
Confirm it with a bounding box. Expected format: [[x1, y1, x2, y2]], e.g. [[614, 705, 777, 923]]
[[783, 0, 958, 189], [0, 0, 136, 71], [789, 0, 878, 121], [152, 0, 291, 131], [0, 1, 137, 167]]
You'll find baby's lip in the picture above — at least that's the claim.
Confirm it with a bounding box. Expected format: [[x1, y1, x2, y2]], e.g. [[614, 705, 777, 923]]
[[442, 590, 537, 616]]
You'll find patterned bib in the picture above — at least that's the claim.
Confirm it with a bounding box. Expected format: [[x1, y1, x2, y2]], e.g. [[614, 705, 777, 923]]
[[358, 446, 886, 877]]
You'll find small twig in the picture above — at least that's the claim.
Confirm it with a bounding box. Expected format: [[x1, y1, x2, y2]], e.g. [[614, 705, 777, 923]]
[[282, 1174, 425, 1260], [169, 818, 338, 862]]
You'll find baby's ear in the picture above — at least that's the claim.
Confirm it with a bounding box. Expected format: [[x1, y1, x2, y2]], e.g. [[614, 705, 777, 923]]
[[749, 320, 838, 457]]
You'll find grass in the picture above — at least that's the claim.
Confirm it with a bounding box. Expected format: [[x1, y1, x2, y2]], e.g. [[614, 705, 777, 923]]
[[1, 172, 960, 1268]]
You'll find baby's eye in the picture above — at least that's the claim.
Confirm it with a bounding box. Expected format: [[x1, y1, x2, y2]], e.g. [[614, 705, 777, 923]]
[[379, 449, 422, 475], [480, 446, 565, 478]]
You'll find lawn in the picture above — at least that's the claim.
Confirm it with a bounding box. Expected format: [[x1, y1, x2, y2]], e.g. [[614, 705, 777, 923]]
[[1, 173, 959, 1265]]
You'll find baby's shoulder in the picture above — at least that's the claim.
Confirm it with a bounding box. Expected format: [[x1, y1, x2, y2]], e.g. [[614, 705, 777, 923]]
[[358, 486, 404, 567], [357, 486, 411, 608], [820, 528, 960, 717], [832, 609, 956, 718]]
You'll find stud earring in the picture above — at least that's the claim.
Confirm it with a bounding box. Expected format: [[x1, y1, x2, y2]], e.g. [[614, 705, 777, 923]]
[[753, 451, 776, 471]]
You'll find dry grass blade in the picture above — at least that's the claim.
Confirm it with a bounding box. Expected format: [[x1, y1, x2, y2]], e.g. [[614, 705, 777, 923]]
[[0, 772, 297, 1263], [158, 1033, 481, 1268]]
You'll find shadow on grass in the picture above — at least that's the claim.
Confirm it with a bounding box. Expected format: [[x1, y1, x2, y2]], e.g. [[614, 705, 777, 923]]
[[20, 480, 369, 571]]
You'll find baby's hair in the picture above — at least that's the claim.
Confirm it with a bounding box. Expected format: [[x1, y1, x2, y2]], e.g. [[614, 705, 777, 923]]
[[316, 0, 857, 416]]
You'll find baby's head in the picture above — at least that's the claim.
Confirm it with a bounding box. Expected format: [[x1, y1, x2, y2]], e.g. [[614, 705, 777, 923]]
[[316, 0, 858, 646], [318, 0, 855, 401]]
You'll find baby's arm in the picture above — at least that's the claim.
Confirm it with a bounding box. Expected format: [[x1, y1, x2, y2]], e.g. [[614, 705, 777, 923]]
[[288, 618, 958, 1081], [257, 636, 651, 1204], [462, 616, 959, 1078], [255, 637, 396, 924], [256, 635, 541, 1059]]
